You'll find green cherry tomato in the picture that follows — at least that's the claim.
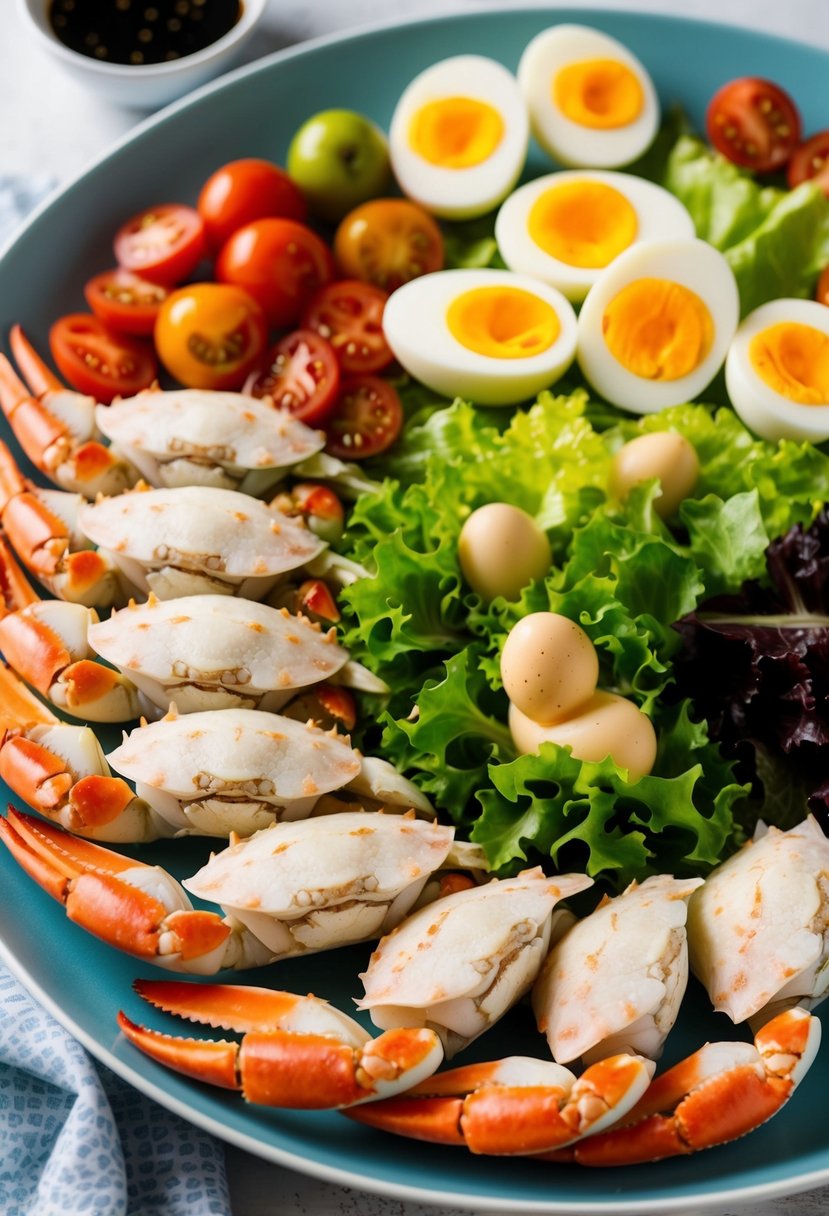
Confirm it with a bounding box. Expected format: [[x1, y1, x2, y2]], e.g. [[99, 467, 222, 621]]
[[286, 109, 392, 225]]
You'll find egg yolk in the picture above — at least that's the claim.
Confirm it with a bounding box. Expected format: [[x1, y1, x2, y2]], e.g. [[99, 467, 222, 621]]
[[447, 286, 560, 359], [553, 58, 644, 130], [749, 322, 829, 405], [602, 278, 714, 381], [528, 180, 638, 269], [408, 96, 505, 168]]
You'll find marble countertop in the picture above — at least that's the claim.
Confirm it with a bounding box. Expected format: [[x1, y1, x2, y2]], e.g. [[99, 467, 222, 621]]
[[4, 1, 829, 1212]]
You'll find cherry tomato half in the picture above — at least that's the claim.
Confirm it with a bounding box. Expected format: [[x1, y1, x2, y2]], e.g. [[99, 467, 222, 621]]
[[244, 329, 340, 425], [301, 280, 392, 374], [154, 283, 269, 390], [216, 218, 336, 330], [334, 199, 444, 293], [788, 130, 829, 195], [325, 375, 403, 460], [49, 314, 158, 403], [84, 268, 169, 336], [197, 158, 308, 251], [114, 203, 206, 285], [706, 77, 801, 173]]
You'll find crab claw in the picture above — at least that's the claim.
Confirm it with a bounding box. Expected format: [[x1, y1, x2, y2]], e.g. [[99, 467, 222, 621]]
[[0, 806, 231, 966], [547, 1007, 821, 1166], [346, 1053, 653, 1154], [118, 979, 444, 1108]]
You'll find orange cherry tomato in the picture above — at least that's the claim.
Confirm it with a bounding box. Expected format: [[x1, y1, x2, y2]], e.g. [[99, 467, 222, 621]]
[[84, 268, 169, 336], [216, 218, 336, 330], [154, 282, 269, 390], [706, 77, 801, 173], [114, 203, 206, 285], [334, 199, 444, 293], [301, 280, 392, 374], [49, 313, 158, 403], [325, 375, 403, 460], [244, 329, 340, 426], [197, 158, 308, 251], [816, 265, 829, 307]]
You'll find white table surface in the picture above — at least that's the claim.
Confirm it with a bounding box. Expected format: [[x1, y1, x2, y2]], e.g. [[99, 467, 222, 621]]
[[4, 1, 829, 1213]]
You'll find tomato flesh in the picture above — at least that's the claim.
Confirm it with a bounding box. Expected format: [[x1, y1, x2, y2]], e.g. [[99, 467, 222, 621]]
[[216, 218, 335, 330], [302, 280, 393, 374], [50, 313, 158, 403], [244, 329, 340, 426], [84, 269, 169, 336], [334, 199, 444, 292], [788, 130, 829, 196], [154, 282, 269, 391], [114, 203, 206, 285], [325, 375, 403, 460], [198, 158, 308, 251], [706, 77, 801, 173]]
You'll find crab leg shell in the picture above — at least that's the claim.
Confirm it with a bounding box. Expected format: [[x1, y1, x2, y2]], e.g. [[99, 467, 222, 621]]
[[347, 1053, 653, 1154], [118, 980, 443, 1108], [549, 1008, 821, 1166], [9, 325, 64, 395], [0, 807, 231, 963]]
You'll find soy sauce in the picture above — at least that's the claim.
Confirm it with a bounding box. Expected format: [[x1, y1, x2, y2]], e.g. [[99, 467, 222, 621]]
[[48, 0, 243, 66]]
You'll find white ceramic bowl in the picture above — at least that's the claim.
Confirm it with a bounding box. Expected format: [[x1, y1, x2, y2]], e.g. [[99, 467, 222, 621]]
[[17, 0, 268, 110]]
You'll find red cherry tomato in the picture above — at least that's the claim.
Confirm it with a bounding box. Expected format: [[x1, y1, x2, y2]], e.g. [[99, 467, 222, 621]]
[[706, 77, 801, 173], [114, 203, 206, 285], [197, 158, 308, 251], [334, 199, 444, 292], [84, 269, 169, 336], [325, 375, 403, 460], [301, 280, 392, 374], [216, 218, 335, 330], [788, 130, 829, 195], [244, 329, 340, 425], [154, 283, 269, 391], [49, 314, 158, 403]]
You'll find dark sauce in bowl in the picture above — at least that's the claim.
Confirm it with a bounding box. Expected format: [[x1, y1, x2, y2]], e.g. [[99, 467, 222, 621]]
[[48, 0, 243, 66]]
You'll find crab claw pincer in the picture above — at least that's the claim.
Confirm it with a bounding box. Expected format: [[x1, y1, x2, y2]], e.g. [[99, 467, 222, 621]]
[[118, 979, 444, 1109]]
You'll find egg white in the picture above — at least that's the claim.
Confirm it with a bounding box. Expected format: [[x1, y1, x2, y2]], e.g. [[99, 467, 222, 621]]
[[517, 24, 660, 168], [577, 238, 739, 413], [389, 55, 529, 220], [725, 298, 829, 442], [382, 268, 578, 406], [495, 170, 695, 302]]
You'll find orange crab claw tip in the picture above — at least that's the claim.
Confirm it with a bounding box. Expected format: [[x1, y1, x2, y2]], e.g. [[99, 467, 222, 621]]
[[132, 980, 309, 1034], [346, 1095, 466, 1144], [0, 810, 69, 901], [117, 1010, 241, 1090], [10, 324, 64, 395]]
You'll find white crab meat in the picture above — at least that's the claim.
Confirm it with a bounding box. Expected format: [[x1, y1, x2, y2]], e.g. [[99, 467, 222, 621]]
[[184, 812, 459, 968], [533, 874, 704, 1065], [95, 390, 325, 494], [106, 707, 362, 837], [78, 485, 325, 600], [357, 867, 593, 1057], [88, 594, 351, 714], [687, 816, 829, 1028]]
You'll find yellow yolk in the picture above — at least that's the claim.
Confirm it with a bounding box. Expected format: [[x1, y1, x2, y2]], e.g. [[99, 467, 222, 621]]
[[447, 286, 561, 359], [602, 278, 714, 381], [528, 180, 638, 268], [553, 58, 644, 129], [408, 96, 505, 168], [749, 322, 829, 405]]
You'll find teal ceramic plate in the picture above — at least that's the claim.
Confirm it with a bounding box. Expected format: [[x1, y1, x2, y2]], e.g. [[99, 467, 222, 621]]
[[1, 9, 828, 1212]]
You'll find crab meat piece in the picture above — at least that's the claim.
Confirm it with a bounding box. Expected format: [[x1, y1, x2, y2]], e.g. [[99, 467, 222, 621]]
[[118, 980, 444, 1108], [0, 807, 470, 970], [87, 593, 386, 716], [94, 389, 325, 495], [533, 875, 704, 1066], [358, 868, 593, 1057], [0, 326, 138, 497], [346, 1053, 653, 1154], [687, 817, 829, 1029], [547, 1007, 821, 1165], [78, 483, 326, 602]]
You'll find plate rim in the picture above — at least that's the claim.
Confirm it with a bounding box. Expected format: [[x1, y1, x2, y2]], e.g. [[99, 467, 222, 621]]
[[3, 5, 829, 1212]]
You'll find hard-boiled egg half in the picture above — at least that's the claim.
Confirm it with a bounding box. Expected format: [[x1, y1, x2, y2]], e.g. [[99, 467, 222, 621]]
[[389, 55, 529, 219], [577, 239, 739, 413], [517, 25, 659, 168], [495, 170, 694, 302], [383, 269, 578, 405], [725, 299, 829, 442]]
